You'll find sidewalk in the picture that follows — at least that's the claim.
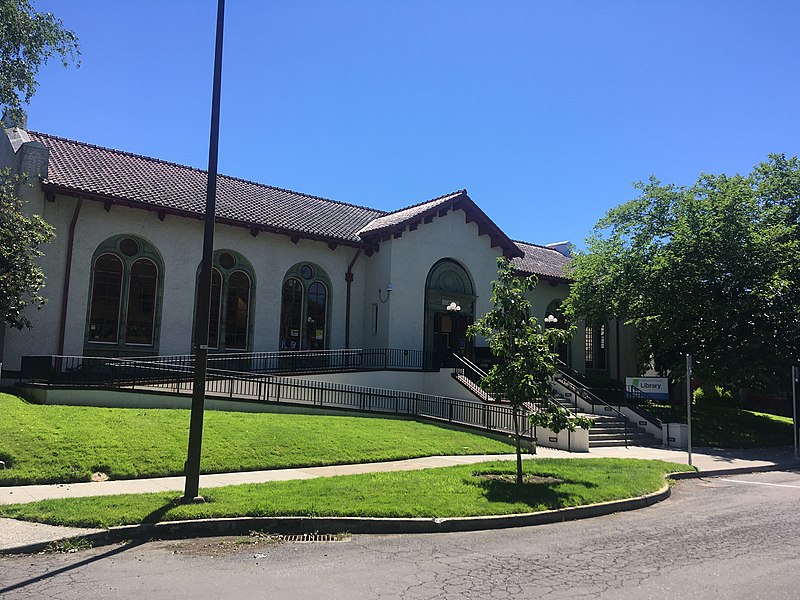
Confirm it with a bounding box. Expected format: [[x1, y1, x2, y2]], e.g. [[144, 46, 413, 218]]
[[2, 445, 798, 552]]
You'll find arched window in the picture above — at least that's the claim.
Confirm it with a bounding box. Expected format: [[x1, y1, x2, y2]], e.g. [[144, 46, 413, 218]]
[[279, 263, 331, 351], [86, 236, 163, 353], [88, 254, 123, 343], [306, 281, 327, 350], [125, 258, 158, 345], [194, 251, 255, 351], [280, 278, 303, 350], [225, 270, 251, 349]]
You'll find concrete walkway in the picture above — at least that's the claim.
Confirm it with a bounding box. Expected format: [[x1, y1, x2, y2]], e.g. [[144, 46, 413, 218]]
[[2, 445, 798, 552]]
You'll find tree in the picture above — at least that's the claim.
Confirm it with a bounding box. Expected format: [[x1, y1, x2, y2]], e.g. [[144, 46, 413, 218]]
[[469, 257, 591, 484], [0, 169, 54, 328], [1, 0, 80, 126], [1, 2, 78, 330], [564, 155, 800, 394]]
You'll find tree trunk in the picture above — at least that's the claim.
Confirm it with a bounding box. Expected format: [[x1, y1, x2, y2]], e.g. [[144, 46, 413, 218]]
[[513, 405, 523, 484]]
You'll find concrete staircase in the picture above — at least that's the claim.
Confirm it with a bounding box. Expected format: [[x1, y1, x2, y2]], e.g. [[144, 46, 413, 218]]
[[551, 384, 661, 448]]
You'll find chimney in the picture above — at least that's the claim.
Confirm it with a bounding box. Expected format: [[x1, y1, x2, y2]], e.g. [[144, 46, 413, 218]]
[[1, 108, 27, 130]]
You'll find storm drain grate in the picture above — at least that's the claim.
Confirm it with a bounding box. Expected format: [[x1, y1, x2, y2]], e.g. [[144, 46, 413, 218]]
[[249, 532, 351, 543]]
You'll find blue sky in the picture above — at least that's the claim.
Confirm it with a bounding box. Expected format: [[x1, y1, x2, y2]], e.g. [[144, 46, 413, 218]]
[[25, 0, 800, 248]]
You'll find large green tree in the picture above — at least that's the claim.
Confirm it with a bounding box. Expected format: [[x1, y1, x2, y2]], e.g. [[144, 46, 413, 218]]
[[564, 155, 800, 393], [1, 1, 78, 331], [1, 0, 80, 125], [0, 170, 53, 328], [469, 258, 591, 484]]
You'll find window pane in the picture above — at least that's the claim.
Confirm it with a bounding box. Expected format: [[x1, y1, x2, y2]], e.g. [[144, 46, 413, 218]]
[[209, 269, 222, 349], [585, 326, 594, 369], [88, 254, 123, 342], [597, 324, 607, 370], [224, 271, 250, 350], [125, 258, 158, 345], [306, 281, 327, 350], [279, 278, 303, 351]]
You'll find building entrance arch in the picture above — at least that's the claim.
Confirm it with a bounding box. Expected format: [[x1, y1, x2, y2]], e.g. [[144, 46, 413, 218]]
[[423, 259, 476, 368]]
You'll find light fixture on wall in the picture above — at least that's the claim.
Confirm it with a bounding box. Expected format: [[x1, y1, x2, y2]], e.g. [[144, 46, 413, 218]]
[[544, 314, 558, 325], [378, 282, 394, 303], [446, 301, 461, 312]]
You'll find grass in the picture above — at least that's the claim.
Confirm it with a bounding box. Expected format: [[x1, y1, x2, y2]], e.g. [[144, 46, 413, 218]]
[[0, 458, 693, 528], [646, 402, 794, 448], [0, 393, 514, 485]]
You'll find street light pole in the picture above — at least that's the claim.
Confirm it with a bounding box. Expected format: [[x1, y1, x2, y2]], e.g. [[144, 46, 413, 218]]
[[183, 0, 226, 503]]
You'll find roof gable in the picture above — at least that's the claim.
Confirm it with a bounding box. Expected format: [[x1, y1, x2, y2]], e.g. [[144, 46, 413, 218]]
[[358, 190, 522, 259]]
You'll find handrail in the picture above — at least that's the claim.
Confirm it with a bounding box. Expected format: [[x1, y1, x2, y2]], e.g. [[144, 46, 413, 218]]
[[452, 354, 585, 441], [455, 354, 488, 379], [626, 385, 662, 406], [556, 360, 628, 447], [21, 355, 546, 443], [451, 354, 494, 403], [19, 348, 436, 382]]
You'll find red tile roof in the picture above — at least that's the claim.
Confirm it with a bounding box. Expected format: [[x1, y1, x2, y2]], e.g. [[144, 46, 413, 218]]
[[512, 240, 572, 281], [30, 132, 384, 245], [26, 131, 568, 278]]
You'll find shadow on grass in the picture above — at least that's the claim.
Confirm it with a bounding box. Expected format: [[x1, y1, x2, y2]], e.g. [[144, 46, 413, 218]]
[[141, 497, 184, 524], [470, 473, 597, 510]]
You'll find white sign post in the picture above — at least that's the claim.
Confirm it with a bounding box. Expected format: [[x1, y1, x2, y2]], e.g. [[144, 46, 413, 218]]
[[686, 354, 692, 467]]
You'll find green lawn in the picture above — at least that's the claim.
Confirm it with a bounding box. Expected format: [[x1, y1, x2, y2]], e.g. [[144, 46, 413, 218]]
[[0, 458, 693, 528], [0, 393, 514, 485], [646, 403, 794, 448]]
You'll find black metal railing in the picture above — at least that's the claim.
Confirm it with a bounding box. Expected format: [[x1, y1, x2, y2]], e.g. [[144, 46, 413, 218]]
[[451, 354, 499, 403], [556, 361, 628, 447], [21, 354, 546, 442], [20, 348, 435, 385]]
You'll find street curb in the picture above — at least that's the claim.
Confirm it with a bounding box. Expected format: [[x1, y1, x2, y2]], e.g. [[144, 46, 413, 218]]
[[0, 484, 671, 555], [672, 462, 800, 480], [4, 462, 799, 555]]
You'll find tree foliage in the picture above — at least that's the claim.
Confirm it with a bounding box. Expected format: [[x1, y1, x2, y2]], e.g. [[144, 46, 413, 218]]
[[0, 169, 54, 328], [564, 154, 800, 392], [469, 258, 591, 484], [0, 0, 80, 126]]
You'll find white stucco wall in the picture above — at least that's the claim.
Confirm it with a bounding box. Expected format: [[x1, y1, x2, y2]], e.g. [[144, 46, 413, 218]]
[[2, 188, 369, 369], [363, 209, 504, 352]]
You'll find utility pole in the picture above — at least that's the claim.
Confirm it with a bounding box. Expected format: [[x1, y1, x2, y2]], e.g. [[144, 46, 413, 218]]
[[183, 0, 226, 503]]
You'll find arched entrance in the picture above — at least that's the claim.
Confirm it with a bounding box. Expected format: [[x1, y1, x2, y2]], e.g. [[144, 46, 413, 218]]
[[424, 259, 476, 369], [545, 299, 571, 368]]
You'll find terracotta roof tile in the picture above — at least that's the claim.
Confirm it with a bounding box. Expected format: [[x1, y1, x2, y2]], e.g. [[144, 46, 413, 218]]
[[29, 132, 385, 244], [357, 190, 464, 236], [512, 240, 572, 281]]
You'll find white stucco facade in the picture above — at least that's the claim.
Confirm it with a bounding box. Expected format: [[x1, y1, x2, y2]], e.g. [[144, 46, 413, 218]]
[[1, 126, 638, 386]]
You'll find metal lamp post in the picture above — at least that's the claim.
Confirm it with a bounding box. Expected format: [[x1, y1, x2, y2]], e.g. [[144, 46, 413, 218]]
[[182, 0, 226, 504]]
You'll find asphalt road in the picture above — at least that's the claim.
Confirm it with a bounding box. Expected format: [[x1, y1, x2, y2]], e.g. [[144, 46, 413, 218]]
[[1, 470, 799, 600]]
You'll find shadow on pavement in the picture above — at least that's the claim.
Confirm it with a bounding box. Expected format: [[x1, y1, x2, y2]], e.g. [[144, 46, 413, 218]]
[[0, 539, 146, 596]]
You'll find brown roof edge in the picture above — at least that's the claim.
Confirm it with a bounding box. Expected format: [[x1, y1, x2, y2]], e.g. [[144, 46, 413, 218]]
[[360, 190, 522, 259], [42, 183, 367, 250]]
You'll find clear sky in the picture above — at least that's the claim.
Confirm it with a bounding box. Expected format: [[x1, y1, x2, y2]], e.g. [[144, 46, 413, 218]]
[[24, 0, 800, 248]]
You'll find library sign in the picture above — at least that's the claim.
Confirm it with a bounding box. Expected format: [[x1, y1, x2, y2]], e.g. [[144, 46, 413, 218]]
[[626, 377, 669, 401]]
